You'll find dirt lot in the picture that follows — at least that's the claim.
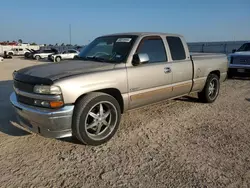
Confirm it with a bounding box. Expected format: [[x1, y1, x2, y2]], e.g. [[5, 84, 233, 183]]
[[0, 57, 250, 188]]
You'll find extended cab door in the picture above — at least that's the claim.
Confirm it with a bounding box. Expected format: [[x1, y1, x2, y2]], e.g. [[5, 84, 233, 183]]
[[166, 36, 193, 97], [127, 36, 173, 109]]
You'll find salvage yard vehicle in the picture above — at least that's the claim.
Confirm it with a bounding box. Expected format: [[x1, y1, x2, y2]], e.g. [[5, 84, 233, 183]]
[[228, 42, 250, 78], [33, 49, 58, 60], [10, 32, 228, 146], [24, 49, 39, 59], [6, 47, 30, 56], [49, 49, 79, 62]]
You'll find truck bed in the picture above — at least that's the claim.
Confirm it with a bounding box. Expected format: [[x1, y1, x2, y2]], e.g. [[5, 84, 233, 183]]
[[190, 52, 226, 60]]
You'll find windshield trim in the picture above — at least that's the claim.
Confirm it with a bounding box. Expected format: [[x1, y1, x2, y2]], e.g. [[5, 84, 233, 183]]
[[78, 35, 138, 64]]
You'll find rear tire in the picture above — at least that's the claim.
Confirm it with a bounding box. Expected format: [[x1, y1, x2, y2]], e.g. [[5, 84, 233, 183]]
[[72, 92, 121, 146], [198, 74, 220, 103], [24, 52, 30, 58]]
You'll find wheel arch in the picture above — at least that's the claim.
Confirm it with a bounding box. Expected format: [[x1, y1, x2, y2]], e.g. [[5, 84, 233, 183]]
[[74, 88, 124, 114], [209, 70, 220, 79]]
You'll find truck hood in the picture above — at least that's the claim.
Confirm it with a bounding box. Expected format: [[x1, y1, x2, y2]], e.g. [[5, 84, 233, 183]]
[[16, 60, 116, 81], [228, 51, 250, 57]]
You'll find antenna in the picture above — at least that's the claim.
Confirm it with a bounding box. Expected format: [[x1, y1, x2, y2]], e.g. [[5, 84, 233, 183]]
[[69, 24, 72, 45]]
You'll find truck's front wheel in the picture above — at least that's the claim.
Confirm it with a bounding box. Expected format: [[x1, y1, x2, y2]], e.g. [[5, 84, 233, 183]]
[[55, 56, 61, 62], [198, 74, 220, 103], [35, 55, 41, 60], [72, 92, 121, 146]]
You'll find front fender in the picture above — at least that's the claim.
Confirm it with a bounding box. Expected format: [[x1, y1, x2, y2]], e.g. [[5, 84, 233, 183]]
[[54, 68, 128, 104]]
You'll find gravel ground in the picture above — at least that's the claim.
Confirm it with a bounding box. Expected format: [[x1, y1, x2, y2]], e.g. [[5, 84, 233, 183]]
[[0, 57, 250, 188]]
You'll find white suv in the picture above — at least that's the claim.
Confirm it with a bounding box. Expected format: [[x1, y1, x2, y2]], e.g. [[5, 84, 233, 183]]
[[7, 48, 29, 56], [50, 49, 79, 62], [33, 49, 58, 60]]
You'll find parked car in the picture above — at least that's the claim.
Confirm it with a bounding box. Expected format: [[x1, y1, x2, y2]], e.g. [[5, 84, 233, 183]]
[[228, 42, 250, 78], [33, 49, 58, 60], [10, 32, 228, 146], [49, 49, 79, 62], [24, 49, 39, 59], [6, 47, 30, 56]]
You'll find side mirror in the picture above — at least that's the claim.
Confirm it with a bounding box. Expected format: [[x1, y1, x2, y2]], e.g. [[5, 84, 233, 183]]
[[232, 49, 236, 53], [132, 53, 149, 66]]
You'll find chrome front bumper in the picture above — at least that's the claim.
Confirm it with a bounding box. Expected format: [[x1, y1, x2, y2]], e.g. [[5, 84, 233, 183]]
[[10, 92, 74, 138]]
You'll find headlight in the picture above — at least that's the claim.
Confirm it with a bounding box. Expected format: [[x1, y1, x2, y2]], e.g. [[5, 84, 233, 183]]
[[33, 85, 62, 95]]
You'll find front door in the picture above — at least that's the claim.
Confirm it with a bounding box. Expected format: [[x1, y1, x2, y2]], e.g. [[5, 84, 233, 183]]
[[127, 36, 173, 109]]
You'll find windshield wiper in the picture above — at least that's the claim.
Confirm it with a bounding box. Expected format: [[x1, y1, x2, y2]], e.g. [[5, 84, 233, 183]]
[[78, 56, 117, 63]]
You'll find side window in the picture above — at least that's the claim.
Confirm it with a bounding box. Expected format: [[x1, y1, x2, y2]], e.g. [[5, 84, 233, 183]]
[[136, 37, 167, 63], [166, 37, 186, 60], [246, 43, 250, 51], [68, 50, 76, 53], [19, 49, 23, 51]]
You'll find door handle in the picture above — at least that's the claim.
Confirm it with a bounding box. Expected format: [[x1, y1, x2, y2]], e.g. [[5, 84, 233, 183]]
[[164, 67, 171, 73]]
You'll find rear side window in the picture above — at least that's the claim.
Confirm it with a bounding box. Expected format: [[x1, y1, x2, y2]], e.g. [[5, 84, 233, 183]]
[[44, 50, 52, 53], [136, 36, 167, 63], [68, 50, 76, 53], [166, 37, 186, 60]]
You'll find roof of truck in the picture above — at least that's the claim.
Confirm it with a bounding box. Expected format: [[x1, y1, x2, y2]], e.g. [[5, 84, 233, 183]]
[[101, 32, 184, 38]]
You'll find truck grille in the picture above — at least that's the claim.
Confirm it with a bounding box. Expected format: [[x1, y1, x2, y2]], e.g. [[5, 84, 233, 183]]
[[16, 94, 34, 106], [14, 80, 34, 93], [232, 56, 250, 65]]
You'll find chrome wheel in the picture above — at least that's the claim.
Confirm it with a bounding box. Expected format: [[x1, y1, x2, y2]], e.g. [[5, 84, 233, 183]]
[[208, 78, 218, 100], [84, 101, 118, 141]]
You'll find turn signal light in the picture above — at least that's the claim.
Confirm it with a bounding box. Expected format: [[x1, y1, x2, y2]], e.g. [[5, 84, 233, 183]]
[[50, 101, 64, 108]]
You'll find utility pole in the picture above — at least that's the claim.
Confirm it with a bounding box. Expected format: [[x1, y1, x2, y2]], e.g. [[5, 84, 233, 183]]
[[69, 24, 72, 45]]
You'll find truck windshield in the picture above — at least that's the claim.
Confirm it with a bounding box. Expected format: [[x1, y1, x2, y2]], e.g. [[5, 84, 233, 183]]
[[237, 43, 250, 52], [78, 35, 138, 63]]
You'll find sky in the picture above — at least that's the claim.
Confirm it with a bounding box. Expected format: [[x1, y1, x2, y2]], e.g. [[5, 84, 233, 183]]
[[0, 0, 249, 45]]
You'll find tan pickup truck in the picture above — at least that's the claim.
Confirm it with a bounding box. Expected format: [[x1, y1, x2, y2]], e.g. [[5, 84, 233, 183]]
[[10, 32, 228, 145]]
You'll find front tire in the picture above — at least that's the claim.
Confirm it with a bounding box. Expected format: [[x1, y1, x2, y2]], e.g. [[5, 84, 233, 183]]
[[198, 74, 220, 103], [35, 55, 41, 60], [55, 56, 61, 62], [227, 70, 233, 79], [72, 92, 121, 146]]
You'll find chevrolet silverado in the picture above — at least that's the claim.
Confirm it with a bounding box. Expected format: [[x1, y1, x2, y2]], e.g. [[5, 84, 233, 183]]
[[10, 32, 228, 145]]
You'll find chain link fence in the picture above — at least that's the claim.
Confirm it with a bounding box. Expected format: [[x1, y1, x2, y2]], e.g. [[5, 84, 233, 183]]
[[188, 41, 248, 54], [38, 40, 249, 55]]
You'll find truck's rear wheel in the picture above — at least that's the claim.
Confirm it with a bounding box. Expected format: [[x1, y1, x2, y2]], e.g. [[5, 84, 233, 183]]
[[72, 92, 121, 146], [198, 74, 220, 103]]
